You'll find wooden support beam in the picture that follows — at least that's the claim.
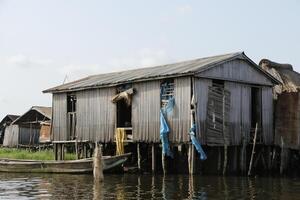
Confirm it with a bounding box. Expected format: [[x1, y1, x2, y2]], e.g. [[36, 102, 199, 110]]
[[152, 144, 156, 174], [137, 143, 141, 171], [188, 144, 195, 175], [223, 145, 228, 175], [54, 143, 58, 160], [83, 144, 87, 158], [240, 138, 247, 174], [57, 144, 62, 161], [61, 144, 65, 160], [93, 143, 103, 182], [162, 147, 166, 175]]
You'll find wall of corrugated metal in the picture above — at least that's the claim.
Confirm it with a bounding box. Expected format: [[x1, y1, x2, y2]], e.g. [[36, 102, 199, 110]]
[[262, 86, 274, 145], [197, 59, 273, 86], [132, 81, 161, 142], [194, 78, 212, 144], [19, 126, 40, 145], [167, 77, 191, 143], [225, 82, 251, 145], [76, 88, 116, 142], [52, 93, 67, 141]]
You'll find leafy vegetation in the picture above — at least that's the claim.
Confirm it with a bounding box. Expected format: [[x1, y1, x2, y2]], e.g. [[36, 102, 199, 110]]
[[0, 148, 76, 160]]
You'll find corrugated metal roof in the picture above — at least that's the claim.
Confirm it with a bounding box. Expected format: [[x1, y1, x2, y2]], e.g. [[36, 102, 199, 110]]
[[31, 106, 52, 119], [44, 52, 277, 93]]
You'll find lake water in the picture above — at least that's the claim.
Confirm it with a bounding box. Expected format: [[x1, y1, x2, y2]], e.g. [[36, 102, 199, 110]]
[[0, 173, 299, 199]]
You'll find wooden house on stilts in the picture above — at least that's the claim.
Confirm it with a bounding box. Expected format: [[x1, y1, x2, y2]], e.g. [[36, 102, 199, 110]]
[[44, 52, 278, 174]]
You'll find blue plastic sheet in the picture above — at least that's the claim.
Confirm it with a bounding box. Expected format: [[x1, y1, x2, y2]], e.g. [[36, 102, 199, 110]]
[[160, 97, 175, 158], [160, 111, 173, 158], [189, 124, 207, 160]]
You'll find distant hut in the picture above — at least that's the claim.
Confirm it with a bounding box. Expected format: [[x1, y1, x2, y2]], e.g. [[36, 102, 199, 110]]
[[44, 52, 278, 174], [0, 115, 20, 146], [259, 59, 300, 150], [12, 106, 52, 147]]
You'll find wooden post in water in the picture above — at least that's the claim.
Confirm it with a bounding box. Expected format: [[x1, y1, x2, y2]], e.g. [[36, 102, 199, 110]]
[[248, 123, 258, 176], [162, 147, 166, 175], [240, 137, 247, 174], [93, 142, 104, 182], [152, 143, 156, 174], [137, 143, 141, 172], [188, 144, 195, 175]]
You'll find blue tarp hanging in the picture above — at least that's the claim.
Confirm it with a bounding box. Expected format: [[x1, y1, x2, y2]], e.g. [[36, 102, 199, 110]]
[[189, 124, 207, 160], [160, 97, 175, 158]]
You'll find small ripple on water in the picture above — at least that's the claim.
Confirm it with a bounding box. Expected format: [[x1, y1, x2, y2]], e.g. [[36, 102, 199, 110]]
[[0, 174, 300, 199]]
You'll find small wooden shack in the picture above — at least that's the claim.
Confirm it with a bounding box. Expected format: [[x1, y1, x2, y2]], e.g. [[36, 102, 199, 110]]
[[44, 52, 278, 174], [0, 115, 20, 145], [12, 106, 52, 147]]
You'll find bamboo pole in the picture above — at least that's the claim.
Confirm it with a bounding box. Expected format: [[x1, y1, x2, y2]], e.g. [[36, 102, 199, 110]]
[[248, 123, 258, 176]]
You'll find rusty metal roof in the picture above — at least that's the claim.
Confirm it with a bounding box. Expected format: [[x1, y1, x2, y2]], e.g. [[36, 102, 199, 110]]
[[44, 52, 278, 93]]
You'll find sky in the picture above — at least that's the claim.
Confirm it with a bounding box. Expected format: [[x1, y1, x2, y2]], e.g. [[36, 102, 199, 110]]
[[0, 0, 299, 119]]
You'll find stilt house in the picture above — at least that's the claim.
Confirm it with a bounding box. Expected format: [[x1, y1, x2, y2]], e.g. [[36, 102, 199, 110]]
[[44, 52, 278, 149], [0, 115, 20, 145], [12, 106, 52, 147]]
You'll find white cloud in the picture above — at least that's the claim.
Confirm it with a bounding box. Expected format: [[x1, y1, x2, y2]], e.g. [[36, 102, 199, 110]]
[[1, 54, 53, 68], [108, 48, 171, 70], [176, 4, 192, 15]]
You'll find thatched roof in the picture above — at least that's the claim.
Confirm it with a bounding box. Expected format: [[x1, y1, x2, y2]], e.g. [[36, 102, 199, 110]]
[[259, 59, 300, 94]]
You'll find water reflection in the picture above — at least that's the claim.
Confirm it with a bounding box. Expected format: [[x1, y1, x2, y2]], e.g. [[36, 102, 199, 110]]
[[0, 173, 300, 199]]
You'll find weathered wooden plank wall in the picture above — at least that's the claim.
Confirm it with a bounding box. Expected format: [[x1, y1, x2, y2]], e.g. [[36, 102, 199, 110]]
[[167, 77, 191, 143], [2, 125, 19, 147], [132, 80, 161, 142], [52, 93, 67, 141], [19, 126, 40, 145], [76, 88, 116, 142], [194, 78, 212, 144], [225, 82, 251, 145], [197, 59, 273, 86]]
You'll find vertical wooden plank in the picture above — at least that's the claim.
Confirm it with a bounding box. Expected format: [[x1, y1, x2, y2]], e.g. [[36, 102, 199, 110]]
[[57, 143, 62, 161], [54, 143, 58, 160], [152, 143, 156, 174], [61, 144, 65, 160]]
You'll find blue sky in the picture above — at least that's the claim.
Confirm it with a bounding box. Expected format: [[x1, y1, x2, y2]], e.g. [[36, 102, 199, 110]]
[[0, 0, 299, 118]]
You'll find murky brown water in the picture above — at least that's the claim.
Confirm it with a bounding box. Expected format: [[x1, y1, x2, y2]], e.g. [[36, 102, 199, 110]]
[[0, 173, 300, 199]]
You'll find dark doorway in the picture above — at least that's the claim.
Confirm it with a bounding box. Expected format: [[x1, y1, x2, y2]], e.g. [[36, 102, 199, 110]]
[[251, 87, 262, 141], [67, 94, 77, 140], [117, 99, 132, 127]]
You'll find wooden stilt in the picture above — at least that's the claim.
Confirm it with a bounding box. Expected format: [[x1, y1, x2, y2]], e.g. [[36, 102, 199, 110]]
[[240, 137, 247, 174], [57, 144, 62, 161], [222, 145, 228, 175], [137, 143, 141, 171], [152, 143, 156, 174], [54, 143, 58, 160], [248, 123, 258, 176], [217, 147, 222, 172], [162, 147, 166, 175], [267, 146, 272, 171], [83, 144, 87, 158], [61, 144, 65, 160], [233, 146, 238, 173], [280, 137, 289, 175], [75, 138, 79, 159], [188, 144, 195, 175]]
